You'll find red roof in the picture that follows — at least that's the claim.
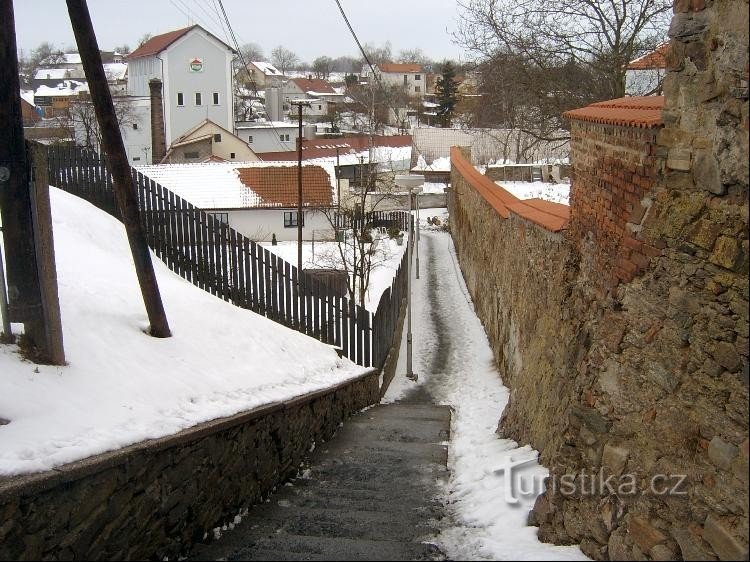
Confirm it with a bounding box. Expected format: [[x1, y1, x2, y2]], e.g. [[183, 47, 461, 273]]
[[377, 63, 423, 74], [127, 26, 195, 59], [290, 77, 336, 94], [259, 135, 412, 161], [564, 96, 664, 129], [236, 166, 333, 207], [628, 44, 670, 70], [450, 147, 569, 232]]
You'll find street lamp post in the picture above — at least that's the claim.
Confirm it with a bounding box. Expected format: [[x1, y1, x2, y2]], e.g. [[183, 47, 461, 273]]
[[395, 174, 424, 382]]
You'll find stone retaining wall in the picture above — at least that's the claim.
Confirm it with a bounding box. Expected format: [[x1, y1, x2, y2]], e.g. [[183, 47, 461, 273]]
[[0, 371, 380, 560], [448, 3, 748, 558]]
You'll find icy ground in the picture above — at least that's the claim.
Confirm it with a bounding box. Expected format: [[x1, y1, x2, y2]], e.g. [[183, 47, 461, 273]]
[[0, 188, 368, 477], [384, 209, 586, 561]]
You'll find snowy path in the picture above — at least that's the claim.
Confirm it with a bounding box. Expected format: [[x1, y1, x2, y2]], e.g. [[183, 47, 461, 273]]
[[384, 229, 586, 561]]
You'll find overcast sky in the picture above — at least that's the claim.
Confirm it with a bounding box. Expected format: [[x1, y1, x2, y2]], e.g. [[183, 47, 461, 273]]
[[13, 0, 469, 63]]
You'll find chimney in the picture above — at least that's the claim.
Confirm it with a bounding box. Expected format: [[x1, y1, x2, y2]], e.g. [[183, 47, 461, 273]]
[[148, 78, 166, 163]]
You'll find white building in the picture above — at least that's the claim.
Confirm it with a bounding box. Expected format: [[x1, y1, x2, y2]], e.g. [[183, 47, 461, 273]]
[[126, 25, 235, 147], [246, 61, 284, 88], [235, 121, 300, 153], [281, 77, 345, 119], [363, 63, 425, 97], [136, 161, 337, 242], [626, 43, 669, 96]]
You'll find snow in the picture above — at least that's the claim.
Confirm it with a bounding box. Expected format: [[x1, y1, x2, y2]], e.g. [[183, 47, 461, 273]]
[[495, 181, 570, 206], [383, 210, 586, 560], [0, 188, 368, 477], [261, 232, 407, 312], [251, 61, 283, 76], [422, 182, 447, 194], [412, 154, 451, 172], [34, 80, 88, 98]]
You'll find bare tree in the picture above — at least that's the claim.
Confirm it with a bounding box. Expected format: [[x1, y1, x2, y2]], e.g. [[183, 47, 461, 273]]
[[361, 41, 393, 65], [312, 56, 333, 79], [136, 33, 153, 48], [19, 42, 63, 88], [69, 97, 137, 153], [240, 42, 264, 62], [456, 0, 671, 99], [271, 46, 300, 76]]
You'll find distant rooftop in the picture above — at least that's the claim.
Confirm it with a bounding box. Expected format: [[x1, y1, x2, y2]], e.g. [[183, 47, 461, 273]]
[[376, 63, 423, 74], [628, 43, 670, 70]]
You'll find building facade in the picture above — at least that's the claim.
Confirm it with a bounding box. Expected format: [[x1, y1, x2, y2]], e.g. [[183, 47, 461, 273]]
[[126, 25, 235, 147]]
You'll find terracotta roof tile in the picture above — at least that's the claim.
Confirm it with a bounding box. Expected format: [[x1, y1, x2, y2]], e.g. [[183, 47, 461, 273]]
[[127, 26, 195, 59], [628, 43, 670, 70], [377, 63, 423, 74], [236, 166, 333, 207], [290, 77, 336, 94], [260, 135, 412, 161], [451, 147, 570, 232], [564, 96, 664, 129]]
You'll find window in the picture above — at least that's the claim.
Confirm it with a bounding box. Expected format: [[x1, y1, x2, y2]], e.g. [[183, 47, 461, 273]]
[[184, 151, 200, 159], [230, 152, 236, 159], [177, 92, 184, 106], [248, 135, 253, 143], [415, 74, 421, 81], [213, 92, 220, 105], [195, 92, 202, 106], [133, 156, 141, 161], [132, 123, 138, 130], [280, 134, 290, 142], [415, 85, 421, 93], [318, 105, 322, 110], [284, 211, 303, 228], [208, 212, 229, 224], [404, 75, 408, 86], [214, 133, 222, 143]]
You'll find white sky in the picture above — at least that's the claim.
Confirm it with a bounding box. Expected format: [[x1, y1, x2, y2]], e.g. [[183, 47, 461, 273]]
[[13, 0, 468, 64]]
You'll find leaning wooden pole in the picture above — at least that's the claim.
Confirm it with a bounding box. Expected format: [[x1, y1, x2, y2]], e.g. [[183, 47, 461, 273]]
[[66, 0, 171, 337]]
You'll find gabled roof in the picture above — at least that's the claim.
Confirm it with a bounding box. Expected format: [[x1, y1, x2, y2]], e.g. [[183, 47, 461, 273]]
[[564, 96, 664, 129], [290, 77, 336, 95], [127, 25, 234, 60], [377, 63, 423, 74], [251, 61, 283, 76], [259, 135, 412, 161], [628, 43, 670, 70], [135, 161, 335, 209], [163, 119, 259, 163]]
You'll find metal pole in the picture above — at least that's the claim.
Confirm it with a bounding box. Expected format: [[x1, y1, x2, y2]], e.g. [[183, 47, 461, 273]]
[[335, 147, 341, 215], [296, 102, 303, 274], [66, 0, 171, 338], [415, 191, 420, 280], [406, 190, 416, 381], [0, 237, 12, 342]]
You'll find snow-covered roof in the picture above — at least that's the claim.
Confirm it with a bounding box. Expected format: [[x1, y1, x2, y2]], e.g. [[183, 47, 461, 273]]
[[236, 121, 298, 130], [252, 61, 283, 76], [412, 155, 451, 172], [34, 80, 89, 97], [63, 53, 81, 64], [103, 63, 128, 81], [34, 68, 69, 80], [20, 90, 36, 106], [136, 161, 338, 209]]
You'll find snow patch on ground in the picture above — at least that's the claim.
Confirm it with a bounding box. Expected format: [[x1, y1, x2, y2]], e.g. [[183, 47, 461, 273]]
[[383, 223, 585, 561], [496, 180, 570, 205], [0, 188, 368, 477]]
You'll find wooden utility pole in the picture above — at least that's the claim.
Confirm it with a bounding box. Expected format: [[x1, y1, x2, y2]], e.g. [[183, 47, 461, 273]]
[[0, 0, 45, 349], [66, 0, 171, 338], [291, 100, 311, 274]]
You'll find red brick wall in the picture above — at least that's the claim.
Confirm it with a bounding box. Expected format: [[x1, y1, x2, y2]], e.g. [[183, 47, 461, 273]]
[[568, 121, 663, 291]]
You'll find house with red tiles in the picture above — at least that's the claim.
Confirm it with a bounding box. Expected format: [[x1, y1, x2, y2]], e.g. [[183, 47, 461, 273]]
[[625, 43, 669, 96]]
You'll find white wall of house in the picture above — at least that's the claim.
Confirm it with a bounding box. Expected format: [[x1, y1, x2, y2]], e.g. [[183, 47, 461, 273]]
[[235, 123, 299, 153], [127, 27, 234, 146], [219, 208, 334, 242], [172, 120, 258, 161], [364, 67, 425, 97]]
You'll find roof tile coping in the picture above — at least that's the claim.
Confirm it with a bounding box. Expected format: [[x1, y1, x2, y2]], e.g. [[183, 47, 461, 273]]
[[450, 147, 570, 232], [564, 96, 664, 129]]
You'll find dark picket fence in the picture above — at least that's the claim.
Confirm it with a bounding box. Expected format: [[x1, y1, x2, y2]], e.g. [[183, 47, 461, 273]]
[[46, 146, 409, 369], [334, 210, 410, 233]]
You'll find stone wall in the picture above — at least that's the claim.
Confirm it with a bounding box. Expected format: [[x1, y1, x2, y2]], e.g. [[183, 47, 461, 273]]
[[0, 371, 380, 561], [448, 2, 748, 559]]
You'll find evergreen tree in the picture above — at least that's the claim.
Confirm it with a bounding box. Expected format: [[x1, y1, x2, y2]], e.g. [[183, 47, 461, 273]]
[[435, 61, 459, 128]]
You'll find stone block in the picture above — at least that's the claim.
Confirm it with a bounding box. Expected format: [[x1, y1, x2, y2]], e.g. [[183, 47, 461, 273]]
[[712, 341, 742, 373], [709, 237, 743, 271], [667, 148, 693, 171], [671, 527, 718, 561], [628, 515, 667, 551], [689, 219, 722, 250], [602, 443, 629, 476], [703, 515, 749, 561], [650, 543, 678, 561], [707, 436, 739, 470]]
